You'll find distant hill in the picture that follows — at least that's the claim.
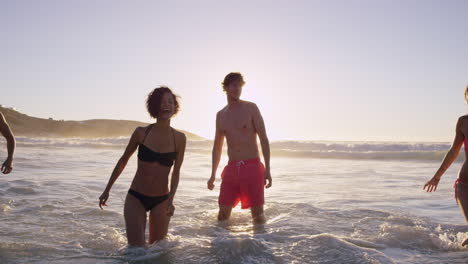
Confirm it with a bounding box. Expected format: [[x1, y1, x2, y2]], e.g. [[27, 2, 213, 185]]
[[0, 105, 205, 140]]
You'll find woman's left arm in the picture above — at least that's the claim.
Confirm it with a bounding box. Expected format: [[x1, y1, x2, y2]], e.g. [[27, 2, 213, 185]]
[[167, 132, 186, 215]]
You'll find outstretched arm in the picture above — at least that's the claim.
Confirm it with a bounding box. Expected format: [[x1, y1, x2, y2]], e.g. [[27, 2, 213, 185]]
[[167, 133, 186, 216], [0, 113, 15, 174], [251, 104, 272, 188], [99, 128, 140, 208], [424, 117, 464, 192], [208, 112, 224, 190]]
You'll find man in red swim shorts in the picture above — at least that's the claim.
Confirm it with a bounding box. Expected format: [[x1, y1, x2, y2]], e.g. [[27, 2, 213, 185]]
[[207, 72, 272, 224]]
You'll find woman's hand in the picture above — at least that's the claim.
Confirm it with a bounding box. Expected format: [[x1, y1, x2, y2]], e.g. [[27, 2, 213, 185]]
[[1, 158, 13, 174], [423, 176, 440, 192], [166, 203, 175, 216], [99, 191, 109, 209]]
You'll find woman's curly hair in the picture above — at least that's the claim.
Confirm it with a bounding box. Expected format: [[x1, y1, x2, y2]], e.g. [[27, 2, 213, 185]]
[[146, 86, 180, 119]]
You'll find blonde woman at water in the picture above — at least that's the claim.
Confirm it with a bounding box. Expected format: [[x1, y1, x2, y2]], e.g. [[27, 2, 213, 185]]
[[424, 86, 468, 247], [99, 87, 186, 246]]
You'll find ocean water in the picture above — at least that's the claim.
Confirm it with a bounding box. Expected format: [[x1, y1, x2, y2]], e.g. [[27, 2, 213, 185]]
[[0, 137, 467, 264]]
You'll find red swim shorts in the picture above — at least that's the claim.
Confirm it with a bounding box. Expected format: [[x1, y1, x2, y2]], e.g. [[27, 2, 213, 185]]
[[218, 157, 265, 209]]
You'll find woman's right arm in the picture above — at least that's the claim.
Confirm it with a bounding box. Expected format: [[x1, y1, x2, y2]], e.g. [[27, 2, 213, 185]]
[[99, 128, 141, 209], [424, 117, 465, 192]]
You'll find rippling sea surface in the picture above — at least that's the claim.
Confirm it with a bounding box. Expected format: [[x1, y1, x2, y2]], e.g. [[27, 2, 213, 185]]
[[0, 137, 467, 263]]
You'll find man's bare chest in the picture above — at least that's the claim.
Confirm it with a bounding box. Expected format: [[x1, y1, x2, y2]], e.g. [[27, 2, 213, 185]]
[[219, 111, 253, 131]]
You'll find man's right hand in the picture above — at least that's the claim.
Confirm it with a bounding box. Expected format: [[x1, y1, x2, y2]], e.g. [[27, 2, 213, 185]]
[[207, 176, 215, 190]]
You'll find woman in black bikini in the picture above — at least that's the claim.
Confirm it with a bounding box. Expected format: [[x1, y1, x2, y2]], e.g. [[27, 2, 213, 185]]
[[99, 87, 186, 246]]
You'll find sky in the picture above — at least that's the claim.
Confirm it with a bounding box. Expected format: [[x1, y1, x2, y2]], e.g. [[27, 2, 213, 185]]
[[1, 0, 468, 141]]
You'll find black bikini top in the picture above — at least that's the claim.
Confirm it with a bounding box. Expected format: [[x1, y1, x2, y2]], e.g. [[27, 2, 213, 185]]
[[138, 125, 177, 167]]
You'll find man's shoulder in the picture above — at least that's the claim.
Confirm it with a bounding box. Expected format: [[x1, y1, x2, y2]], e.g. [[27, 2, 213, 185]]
[[217, 106, 229, 116], [240, 100, 255, 106], [241, 101, 259, 113], [236, 100, 256, 109]]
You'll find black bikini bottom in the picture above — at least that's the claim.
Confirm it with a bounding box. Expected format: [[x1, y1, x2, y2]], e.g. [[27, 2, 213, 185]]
[[128, 189, 169, 212]]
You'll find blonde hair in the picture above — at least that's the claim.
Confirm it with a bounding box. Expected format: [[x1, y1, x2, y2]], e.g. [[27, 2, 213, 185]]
[[465, 86, 468, 104]]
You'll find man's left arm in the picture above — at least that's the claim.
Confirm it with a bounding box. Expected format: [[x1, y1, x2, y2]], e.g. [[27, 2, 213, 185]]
[[251, 104, 272, 188]]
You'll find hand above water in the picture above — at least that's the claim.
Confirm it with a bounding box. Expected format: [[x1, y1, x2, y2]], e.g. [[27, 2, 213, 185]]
[[99, 191, 109, 209], [166, 203, 175, 216], [1, 158, 13, 174], [207, 176, 215, 190], [423, 176, 440, 192], [264, 170, 272, 188]]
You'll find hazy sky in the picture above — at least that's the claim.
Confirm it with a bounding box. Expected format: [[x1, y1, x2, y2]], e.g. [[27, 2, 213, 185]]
[[1, 0, 467, 141]]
